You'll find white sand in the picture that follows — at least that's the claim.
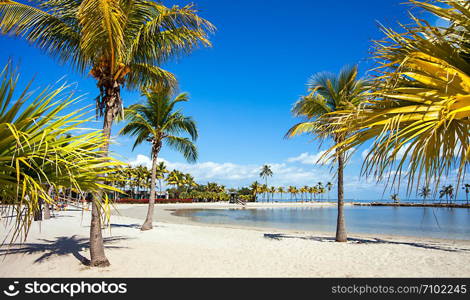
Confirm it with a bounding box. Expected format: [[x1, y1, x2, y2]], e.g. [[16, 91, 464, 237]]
[[1, 202, 470, 277]]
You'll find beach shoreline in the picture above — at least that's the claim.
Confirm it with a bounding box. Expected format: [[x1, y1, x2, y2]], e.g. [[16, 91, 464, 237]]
[[113, 202, 470, 243], [1, 202, 470, 278]]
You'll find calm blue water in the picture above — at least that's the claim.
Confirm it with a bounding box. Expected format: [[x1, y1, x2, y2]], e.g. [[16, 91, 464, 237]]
[[174, 206, 470, 240]]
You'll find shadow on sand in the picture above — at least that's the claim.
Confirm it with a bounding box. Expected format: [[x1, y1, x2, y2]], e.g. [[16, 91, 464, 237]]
[[107, 223, 165, 230], [109, 223, 142, 229], [0, 235, 129, 265], [263, 233, 470, 253]]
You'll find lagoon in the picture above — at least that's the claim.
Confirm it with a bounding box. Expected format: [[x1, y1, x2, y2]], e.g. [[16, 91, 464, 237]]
[[173, 206, 470, 240]]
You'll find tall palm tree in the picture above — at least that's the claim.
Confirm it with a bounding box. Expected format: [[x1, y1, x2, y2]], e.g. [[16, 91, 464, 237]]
[[300, 186, 309, 202], [260, 184, 268, 202], [277, 187, 285, 201], [447, 185, 455, 204], [320, 0, 470, 195], [259, 165, 273, 202], [418, 186, 431, 204], [155, 162, 168, 197], [294, 187, 299, 202], [0, 0, 213, 267], [316, 182, 323, 201], [439, 186, 448, 204], [166, 170, 182, 193], [463, 184, 470, 205], [135, 165, 147, 198], [184, 173, 197, 192], [286, 65, 369, 242], [326, 182, 333, 202], [308, 186, 316, 202], [120, 89, 198, 231], [0, 64, 123, 244], [250, 181, 261, 202], [269, 186, 276, 202], [287, 186, 294, 202]]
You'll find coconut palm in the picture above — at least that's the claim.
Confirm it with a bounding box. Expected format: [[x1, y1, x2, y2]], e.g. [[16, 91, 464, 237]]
[[277, 187, 285, 201], [250, 181, 261, 202], [184, 173, 197, 192], [418, 186, 431, 204], [259, 165, 273, 201], [463, 184, 470, 205], [287, 186, 294, 202], [286, 65, 369, 242], [135, 165, 148, 198], [316, 182, 324, 200], [269, 186, 276, 202], [120, 89, 198, 230], [326, 182, 333, 202], [439, 186, 448, 203], [166, 170, 182, 191], [155, 162, 169, 196], [259, 184, 267, 202], [300, 186, 309, 202], [391, 194, 400, 203], [447, 185, 455, 204], [308, 186, 316, 202], [0, 64, 123, 244], [0, 0, 213, 267], [321, 0, 470, 195]]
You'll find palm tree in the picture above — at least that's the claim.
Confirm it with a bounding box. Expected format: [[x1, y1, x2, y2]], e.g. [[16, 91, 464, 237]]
[[0, 64, 122, 244], [259, 165, 273, 202], [286, 65, 369, 242], [250, 181, 261, 202], [184, 173, 197, 192], [439, 186, 448, 204], [166, 170, 182, 194], [463, 184, 470, 205], [300, 186, 309, 202], [269, 186, 276, 202], [260, 184, 268, 202], [418, 186, 431, 204], [320, 0, 470, 195], [277, 187, 285, 201], [294, 187, 300, 202], [308, 186, 316, 202], [0, 0, 213, 267], [287, 186, 295, 202], [447, 185, 455, 204], [155, 162, 168, 197], [120, 89, 198, 230], [326, 182, 333, 202], [391, 194, 400, 203], [135, 165, 147, 199]]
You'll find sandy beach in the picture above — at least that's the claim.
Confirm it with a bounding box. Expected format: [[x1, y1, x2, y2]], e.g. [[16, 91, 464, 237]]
[[1, 202, 470, 277]]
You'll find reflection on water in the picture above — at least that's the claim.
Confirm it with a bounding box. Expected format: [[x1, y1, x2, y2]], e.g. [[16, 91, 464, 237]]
[[173, 206, 470, 240]]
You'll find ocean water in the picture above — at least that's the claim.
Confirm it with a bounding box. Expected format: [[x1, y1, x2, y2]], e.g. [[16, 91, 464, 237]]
[[173, 206, 470, 240]]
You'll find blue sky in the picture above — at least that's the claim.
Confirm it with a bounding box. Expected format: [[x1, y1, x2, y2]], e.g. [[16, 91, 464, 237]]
[[1, 0, 459, 200]]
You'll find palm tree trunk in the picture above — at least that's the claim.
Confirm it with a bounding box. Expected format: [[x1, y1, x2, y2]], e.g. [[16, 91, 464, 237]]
[[43, 185, 53, 220], [335, 149, 347, 242], [142, 147, 159, 231], [89, 84, 121, 267]]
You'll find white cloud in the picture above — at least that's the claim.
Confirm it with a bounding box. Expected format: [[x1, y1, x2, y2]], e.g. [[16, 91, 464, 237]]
[[287, 151, 329, 164], [129, 154, 153, 168], [128, 154, 329, 187]]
